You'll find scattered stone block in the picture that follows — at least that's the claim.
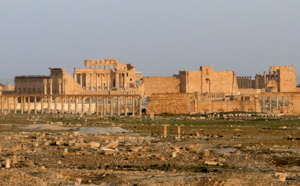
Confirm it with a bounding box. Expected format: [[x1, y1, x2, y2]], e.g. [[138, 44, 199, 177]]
[[88, 142, 100, 148], [5, 158, 11, 168], [204, 150, 210, 157], [105, 141, 119, 148]]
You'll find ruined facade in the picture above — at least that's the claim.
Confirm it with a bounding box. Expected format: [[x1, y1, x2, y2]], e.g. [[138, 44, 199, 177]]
[[14, 58, 140, 96], [1, 58, 299, 116], [141, 66, 239, 97], [74, 59, 137, 91], [144, 65, 299, 115], [237, 65, 296, 93], [179, 66, 238, 95]]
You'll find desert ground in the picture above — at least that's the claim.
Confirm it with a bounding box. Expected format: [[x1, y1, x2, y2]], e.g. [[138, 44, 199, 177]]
[[0, 113, 299, 185]]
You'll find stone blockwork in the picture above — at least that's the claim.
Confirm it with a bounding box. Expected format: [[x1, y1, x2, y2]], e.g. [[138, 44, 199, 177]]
[[179, 66, 239, 95], [147, 93, 262, 114], [147, 93, 194, 114], [141, 76, 180, 97], [252, 65, 296, 92], [196, 99, 260, 113]]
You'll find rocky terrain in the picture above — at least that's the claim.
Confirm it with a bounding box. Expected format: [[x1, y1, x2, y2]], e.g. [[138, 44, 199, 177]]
[[0, 113, 299, 185]]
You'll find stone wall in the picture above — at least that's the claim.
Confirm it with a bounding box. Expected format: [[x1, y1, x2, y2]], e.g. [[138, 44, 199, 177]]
[[239, 89, 262, 95], [147, 93, 261, 114], [278, 67, 296, 92], [179, 66, 239, 95], [290, 94, 300, 114], [61, 69, 84, 94], [141, 77, 180, 97], [147, 93, 194, 114], [196, 100, 260, 113]]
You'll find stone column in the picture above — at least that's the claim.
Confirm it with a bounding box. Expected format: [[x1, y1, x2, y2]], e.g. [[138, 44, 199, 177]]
[[276, 96, 279, 109], [263, 71, 267, 86], [139, 96, 142, 116], [43, 79, 47, 94], [54, 97, 57, 114], [262, 96, 265, 111], [177, 125, 184, 138], [124, 71, 127, 88], [101, 73, 103, 90], [27, 96, 30, 114], [21, 96, 24, 114], [254, 96, 259, 112], [68, 96, 71, 114], [269, 96, 272, 111], [34, 96, 37, 114], [90, 73, 93, 91], [80, 74, 83, 87], [132, 96, 135, 117], [103, 97, 106, 116], [63, 79, 66, 94], [282, 96, 285, 107], [75, 97, 78, 114], [96, 73, 98, 91], [48, 96, 51, 114], [81, 96, 85, 115], [14, 97, 17, 114], [58, 79, 62, 95], [49, 79, 53, 95], [96, 97, 99, 116], [61, 97, 64, 114], [0, 96, 3, 113], [255, 75, 259, 89], [41, 97, 44, 114], [106, 97, 109, 113], [107, 72, 110, 90], [117, 97, 120, 116], [7, 96, 10, 114], [124, 96, 128, 116], [249, 76, 252, 88], [110, 97, 114, 116], [163, 125, 170, 138], [89, 97, 92, 114], [116, 72, 119, 88]]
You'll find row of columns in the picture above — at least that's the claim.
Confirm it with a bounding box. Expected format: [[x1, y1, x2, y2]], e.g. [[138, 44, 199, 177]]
[[261, 96, 287, 111], [74, 71, 128, 91], [0, 95, 142, 117], [15, 79, 53, 95], [237, 76, 252, 89]]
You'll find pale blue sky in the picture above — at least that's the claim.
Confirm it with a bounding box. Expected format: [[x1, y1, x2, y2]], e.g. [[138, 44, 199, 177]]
[[1, 0, 300, 85]]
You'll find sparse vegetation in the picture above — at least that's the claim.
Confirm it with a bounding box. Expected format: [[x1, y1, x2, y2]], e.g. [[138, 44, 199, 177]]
[[0, 114, 299, 185]]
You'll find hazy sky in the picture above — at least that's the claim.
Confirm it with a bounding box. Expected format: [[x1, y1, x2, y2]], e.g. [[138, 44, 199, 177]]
[[1, 0, 300, 85]]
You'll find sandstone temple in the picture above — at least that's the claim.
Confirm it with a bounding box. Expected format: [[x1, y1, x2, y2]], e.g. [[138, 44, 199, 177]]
[[0, 58, 300, 116]]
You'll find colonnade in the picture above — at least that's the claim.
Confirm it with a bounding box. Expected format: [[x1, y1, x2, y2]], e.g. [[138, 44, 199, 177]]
[[74, 72, 128, 91], [237, 76, 252, 89], [260, 95, 289, 111], [0, 94, 142, 117]]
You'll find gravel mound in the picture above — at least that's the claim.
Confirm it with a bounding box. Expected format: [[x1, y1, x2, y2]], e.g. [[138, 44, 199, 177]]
[[20, 124, 75, 131], [78, 127, 130, 134]]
